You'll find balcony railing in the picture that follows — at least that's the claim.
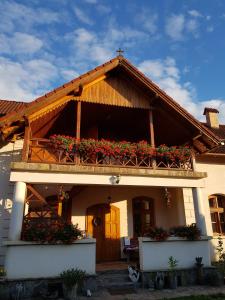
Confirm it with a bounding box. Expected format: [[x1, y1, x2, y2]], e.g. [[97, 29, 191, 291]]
[[25, 138, 193, 171]]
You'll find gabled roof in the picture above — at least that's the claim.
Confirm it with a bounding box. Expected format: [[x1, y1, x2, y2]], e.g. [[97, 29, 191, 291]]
[[0, 99, 27, 116], [0, 55, 221, 148]]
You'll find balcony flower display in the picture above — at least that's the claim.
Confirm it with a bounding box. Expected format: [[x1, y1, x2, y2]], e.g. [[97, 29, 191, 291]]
[[49, 135, 192, 165]]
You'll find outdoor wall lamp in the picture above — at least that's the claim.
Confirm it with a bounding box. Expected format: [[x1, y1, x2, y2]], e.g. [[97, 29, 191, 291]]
[[110, 175, 121, 185], [164, 187, 172, 208]]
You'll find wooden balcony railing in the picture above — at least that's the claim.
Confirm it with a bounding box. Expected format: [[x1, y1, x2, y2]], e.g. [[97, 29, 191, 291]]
[[26, 138, 193, 170]]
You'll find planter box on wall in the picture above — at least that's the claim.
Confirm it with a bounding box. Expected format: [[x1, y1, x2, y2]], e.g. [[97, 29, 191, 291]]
[[139, 236, 211, 271], [4, 239, 96, 280]]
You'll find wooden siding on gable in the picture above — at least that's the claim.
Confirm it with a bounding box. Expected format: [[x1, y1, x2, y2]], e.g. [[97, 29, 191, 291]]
[[75, 74, 152, 109]]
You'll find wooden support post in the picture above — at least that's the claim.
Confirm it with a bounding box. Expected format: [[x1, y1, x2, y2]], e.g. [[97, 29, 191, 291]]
[[149, 109, 156, 168], [22, 125, 31, 162], [76, 101, 81, 139], [149, 109, 155, 148], [75, 101, 81, 164]]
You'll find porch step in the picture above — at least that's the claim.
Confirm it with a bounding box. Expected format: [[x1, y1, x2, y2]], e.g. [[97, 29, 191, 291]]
[[96, 269, 140, 289]]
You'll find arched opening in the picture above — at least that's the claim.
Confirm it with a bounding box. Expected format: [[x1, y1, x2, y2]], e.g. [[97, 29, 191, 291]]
[[209, 194, 225, 235], [132, 196, 155, 237]]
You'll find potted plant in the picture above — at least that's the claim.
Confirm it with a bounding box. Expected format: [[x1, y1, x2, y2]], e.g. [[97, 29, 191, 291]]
[[60, 268, 86, 300], [168, 256, 178, 289]]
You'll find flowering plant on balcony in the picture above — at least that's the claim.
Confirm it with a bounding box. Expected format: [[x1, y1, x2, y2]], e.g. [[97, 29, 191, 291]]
[[49, 135, 191, 163], [156, 144, 191, 163]]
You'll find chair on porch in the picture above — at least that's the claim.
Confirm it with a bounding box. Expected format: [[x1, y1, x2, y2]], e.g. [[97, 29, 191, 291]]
[[123, 237, 139, 262]]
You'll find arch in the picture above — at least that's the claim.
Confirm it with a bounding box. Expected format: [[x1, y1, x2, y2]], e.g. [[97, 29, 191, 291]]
[[208, 193, 225, 235], [132, 196, 155, 237]]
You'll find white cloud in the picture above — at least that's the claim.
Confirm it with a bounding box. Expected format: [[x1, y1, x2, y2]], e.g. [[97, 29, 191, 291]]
[[188, 10, 202, 18], [0, 0, 60, 33], [165, 13, 202, 40], [0, 57, 58, 101], [65, 25, 148, 67], [138, 57, 225, 123], [186, 19, 199, 37], [96, 4, 111, 14], [138, 10, 158, 34], [207, 26, 214, 32], [61, 69, 79, 81], [74, 6, 94, 25], [165, 14, 185, 41], [84, 0, 97, 3], [0, 32, 43, 54]]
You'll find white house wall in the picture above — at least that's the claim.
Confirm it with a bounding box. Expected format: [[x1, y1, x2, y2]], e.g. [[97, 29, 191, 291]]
[[71, 186, 185, 237], [0, 140, 23, 265], [196, 158, 225, 260]]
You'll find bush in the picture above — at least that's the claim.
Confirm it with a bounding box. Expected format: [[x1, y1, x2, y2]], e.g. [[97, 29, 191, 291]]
[[170, 224, 201, 241], [204, 271, 223, 286], [60, 268, 86, 289], [22, 221, 82, 244], [145, 227, 169, 241]]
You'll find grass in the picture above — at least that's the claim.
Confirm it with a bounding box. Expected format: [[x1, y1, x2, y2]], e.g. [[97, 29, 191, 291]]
[[163, 294, 225, 300]]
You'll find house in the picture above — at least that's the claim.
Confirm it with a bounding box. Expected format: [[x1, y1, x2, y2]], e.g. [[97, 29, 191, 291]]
[[0, 55, 224, 280]]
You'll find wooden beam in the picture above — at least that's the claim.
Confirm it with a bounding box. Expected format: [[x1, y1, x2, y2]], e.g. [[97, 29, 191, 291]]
[[83, 74, 107, 90], [193, 139, 208, 153], [26, 184, 47, 205], [76, 101, 81, 139], [22, 125, 31, 162], [149, 109, 155, 147]]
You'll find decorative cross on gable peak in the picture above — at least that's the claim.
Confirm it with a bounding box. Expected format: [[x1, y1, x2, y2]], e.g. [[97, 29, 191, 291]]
[[116, 48, 124, 57]]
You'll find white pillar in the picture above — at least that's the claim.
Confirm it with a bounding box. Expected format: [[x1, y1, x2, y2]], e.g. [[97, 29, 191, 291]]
[[8, 182, 26, 241], [192, 187, 208, 236], [182, 187, 196, 225]]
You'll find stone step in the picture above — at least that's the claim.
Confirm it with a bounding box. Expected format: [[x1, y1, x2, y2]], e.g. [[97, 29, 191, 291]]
[[96, 269, 141, 289]]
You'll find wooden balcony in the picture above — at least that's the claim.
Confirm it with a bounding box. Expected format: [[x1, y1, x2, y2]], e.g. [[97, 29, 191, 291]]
[[25, 138, 193, 171]]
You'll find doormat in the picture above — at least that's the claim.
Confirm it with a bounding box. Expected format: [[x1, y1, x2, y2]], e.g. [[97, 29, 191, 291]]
[[108, 287, 137, 295]]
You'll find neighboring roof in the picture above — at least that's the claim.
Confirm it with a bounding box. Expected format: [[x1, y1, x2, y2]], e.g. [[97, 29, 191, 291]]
[[201, 122, 225, 154], [0, 99, 28, 116], [203, 107, 219, 115], [201, 123, 225, 140], [0, 55, 221, 148]]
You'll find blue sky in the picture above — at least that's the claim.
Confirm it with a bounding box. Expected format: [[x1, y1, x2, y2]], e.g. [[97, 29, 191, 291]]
[[0, 0, 225, 122]]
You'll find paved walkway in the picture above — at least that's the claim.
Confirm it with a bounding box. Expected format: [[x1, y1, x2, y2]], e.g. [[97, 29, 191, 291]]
[[79, 285, 225, 299]]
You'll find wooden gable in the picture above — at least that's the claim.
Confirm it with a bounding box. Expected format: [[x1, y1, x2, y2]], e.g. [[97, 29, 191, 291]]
[[74, 71, 151, 109]]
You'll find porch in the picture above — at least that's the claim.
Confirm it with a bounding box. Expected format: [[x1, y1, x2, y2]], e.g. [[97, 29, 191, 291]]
[[4, 177, 212, 279]]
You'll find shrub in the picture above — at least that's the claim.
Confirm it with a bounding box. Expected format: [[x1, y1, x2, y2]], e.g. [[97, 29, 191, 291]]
[[22, 221, 82, 244], [170, 224, 201, 241], [60, 268, 86, 289], [145, 227, 169, 241]]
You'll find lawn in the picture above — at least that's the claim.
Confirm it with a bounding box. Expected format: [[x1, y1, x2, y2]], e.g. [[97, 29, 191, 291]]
[[166, 295, 225, 300]]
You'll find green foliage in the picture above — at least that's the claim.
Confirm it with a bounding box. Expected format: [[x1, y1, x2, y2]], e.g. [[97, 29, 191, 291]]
[[168, 256, 178, 271], [145, 227, 169, 241], [22, 221, 82, 244], [204, 271, 223, 287], [170, 224, 201, 241], [60, 268, 86, 289], [215, 235, 225, 276], [0, 266, 6, 277]]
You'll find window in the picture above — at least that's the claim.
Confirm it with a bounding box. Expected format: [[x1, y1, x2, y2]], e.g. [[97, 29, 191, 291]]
[[209, 194, 225, 234], [133, 197, 155, 237]]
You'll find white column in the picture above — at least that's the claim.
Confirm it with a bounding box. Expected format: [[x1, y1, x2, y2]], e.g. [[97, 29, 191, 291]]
[[182, 187, 196, 225], [192, 187, 208, 236], [8, 182, 26, 241]]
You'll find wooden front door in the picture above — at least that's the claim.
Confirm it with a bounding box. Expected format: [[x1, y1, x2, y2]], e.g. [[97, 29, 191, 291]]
[[86, 204, 120, 262]]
